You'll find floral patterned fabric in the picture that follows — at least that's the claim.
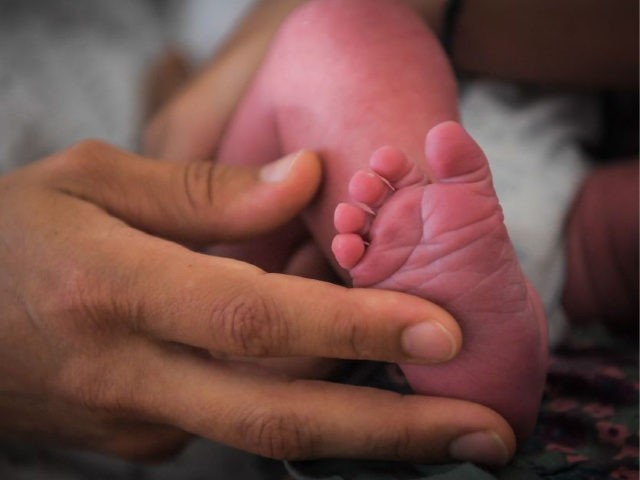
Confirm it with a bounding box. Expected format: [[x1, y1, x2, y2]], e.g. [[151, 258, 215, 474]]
[[288, 325, 639, 480]]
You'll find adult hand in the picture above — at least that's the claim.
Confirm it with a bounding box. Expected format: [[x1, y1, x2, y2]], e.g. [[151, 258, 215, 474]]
[[0, 141, 514, 465]]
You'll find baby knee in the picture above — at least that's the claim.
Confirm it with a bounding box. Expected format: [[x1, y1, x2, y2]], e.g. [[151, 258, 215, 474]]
[[276, 0, 420, 52]]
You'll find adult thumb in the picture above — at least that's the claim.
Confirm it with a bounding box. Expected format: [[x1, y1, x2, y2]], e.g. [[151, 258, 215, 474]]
[[49, 140, 322, 244]]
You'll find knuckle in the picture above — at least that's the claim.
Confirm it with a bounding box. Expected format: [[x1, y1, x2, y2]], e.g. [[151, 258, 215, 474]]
[[54, 355, 124, 413], [40, 273, 88, 324], [53, 349, 145, 420], [60, 139, 112, 170], [332, 309, 372, 359], [179, 162, 253, 225], [239, 408, 314, 459], [390, 424, 415, 460], [214, 291, 287, 356], [48, 139, 118, 185], [68, 138, 112, 156], [358, 396, 417, 460], [44, 284, 138, 413], [384, 395, 426, 460], [180, 161, 219, 216], [42, 263, 117, 334]]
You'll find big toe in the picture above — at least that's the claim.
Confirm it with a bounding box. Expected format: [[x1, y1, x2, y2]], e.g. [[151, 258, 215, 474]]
[[425, 121, 491, 185]]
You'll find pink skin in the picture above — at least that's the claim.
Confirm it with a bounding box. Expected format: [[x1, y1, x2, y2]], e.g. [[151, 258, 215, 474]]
[[215, 0, 547, 439], [333, 122, 548, 439], [215, 0, 456, 271]]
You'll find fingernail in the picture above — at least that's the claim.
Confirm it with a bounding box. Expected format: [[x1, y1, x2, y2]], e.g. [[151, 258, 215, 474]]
[[259, 151, 302, 183], [401, 321, 456, 362], [449, 431, 509, 466]]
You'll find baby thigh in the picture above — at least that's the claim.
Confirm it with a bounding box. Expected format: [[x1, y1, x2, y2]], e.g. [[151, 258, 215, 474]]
[[221, 0, 459, 261]]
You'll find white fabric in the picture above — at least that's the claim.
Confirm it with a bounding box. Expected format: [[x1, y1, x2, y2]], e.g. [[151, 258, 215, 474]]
[[460, 80, 598, 345], [0, 0, 164, 173]]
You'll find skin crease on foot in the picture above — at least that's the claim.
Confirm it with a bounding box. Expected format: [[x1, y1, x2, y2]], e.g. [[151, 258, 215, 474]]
[[332, 121, 549, 440]]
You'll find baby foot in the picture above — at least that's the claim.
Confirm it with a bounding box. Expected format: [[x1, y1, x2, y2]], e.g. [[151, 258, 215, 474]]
[[332, 121, 548, 439]]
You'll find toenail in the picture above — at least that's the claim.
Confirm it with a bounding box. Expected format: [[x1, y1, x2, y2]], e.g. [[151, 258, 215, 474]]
[[401, 321, 457, 362], [448, 431, 510, 466]]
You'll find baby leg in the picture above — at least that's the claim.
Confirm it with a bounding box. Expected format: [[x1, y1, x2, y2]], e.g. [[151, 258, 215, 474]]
[[217, 0, 547, 439], [217, 0, 457, 269]]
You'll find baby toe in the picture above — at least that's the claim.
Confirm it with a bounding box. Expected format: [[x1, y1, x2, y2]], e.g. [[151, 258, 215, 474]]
[[332, 233, 366, 270], [348, 170, 392, 208], [334, 202, 370, 234], [370, 146, 424, 188]]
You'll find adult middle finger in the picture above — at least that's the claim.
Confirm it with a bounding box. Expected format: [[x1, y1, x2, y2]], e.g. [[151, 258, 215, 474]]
[[118, 340, 514, 465]]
